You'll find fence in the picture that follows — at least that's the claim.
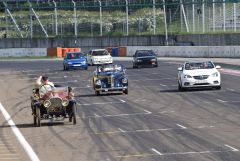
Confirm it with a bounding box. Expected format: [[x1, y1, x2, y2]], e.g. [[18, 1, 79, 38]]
[[0, 0, 240, 41]]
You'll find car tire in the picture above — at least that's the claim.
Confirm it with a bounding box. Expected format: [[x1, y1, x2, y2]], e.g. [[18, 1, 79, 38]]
[[95, 91, 100, 96], [123, 89, 128, 94], [36, 107, 41, 127], [72, 104, 77, 125], [33, 108, 36, 125], [215, 85, 221, 90], [63, 65, 65, 71]]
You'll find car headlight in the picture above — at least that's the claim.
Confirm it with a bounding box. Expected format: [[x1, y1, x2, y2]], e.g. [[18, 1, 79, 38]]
[[151, 58, 157, 62], [137, 59, 142, 62], [184, 75, 192, 78], [43, 100, 51, 108], [122, 78, 128, 84], [82, 60, 86, 64], [62, 99, 69, 106], [95, 79, 101, 86], [68, 62, 72, 65], [212, 72, 219, 77]]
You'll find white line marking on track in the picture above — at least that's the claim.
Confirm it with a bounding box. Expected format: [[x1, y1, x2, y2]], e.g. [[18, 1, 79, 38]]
[[151, 148, 163, 155], [159, 84, 167, 87], [143, 110, 152, 114], [0, 102, 40, 161], [159, 110, 175, 114], [94, 113, 100, 117], [176, 124, 187, 129], [85, 111, 151, 118], [225, 144, 239, 151], [77, 100, 125, 106], [118, 128, 126, 133], [226, 88, 235, 92], [217, 99, 227, 103], [119, 99, 126, 103]]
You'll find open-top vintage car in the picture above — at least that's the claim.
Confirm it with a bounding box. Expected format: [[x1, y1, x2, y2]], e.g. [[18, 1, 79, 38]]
[[31, 85, 77, 126], [93, 64, 128, 95]]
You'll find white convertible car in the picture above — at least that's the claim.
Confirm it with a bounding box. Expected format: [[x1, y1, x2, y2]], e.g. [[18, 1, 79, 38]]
[[178, 61, 221, 91], [87, 49, 113, 66]]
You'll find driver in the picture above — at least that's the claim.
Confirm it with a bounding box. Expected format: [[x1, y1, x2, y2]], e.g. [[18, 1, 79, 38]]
[[36, 75, 54, 98]]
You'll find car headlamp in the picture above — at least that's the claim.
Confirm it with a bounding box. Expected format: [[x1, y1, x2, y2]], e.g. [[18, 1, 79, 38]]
[[212, 72, 219, 77], [184, 75, 192, 78], [151, 58, 157, 62], [43, 100, 51, 108], [68, 62, 72, 65], [122, 78, 128, 84], [95, 79, 101, 86], [62, 99, 69, 106], [137, 59, 142, 62]]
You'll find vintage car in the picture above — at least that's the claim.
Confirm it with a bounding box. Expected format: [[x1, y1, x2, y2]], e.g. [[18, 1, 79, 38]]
[[178, 61, 221, 91], [132, 50, 158, 68], [63, 52, 88, 70], [87, 49, 113, 66], [31, 85, 77, 126], [93, 64, 128, 95]]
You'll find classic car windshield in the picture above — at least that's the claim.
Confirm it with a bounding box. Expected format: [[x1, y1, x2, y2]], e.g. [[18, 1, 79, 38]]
[[67, 53, 84, 59], [92, 50, 108, 56], [52, 87, 68, 98], [98, 64, 123, 73], [136, 50, 155, 57], [185, 62, 214, 70]]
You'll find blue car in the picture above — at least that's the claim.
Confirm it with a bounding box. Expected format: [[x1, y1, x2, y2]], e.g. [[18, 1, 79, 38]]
[[93, 64, 128, 95], [63, 52, 88, 70]]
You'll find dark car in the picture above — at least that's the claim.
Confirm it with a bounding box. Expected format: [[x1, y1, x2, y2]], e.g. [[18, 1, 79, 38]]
[[93, 64, 128, 95], [133, 50, 158, 68], [63, 52, 88, 70]]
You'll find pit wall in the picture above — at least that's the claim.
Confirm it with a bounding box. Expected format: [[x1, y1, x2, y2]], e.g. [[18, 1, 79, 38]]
[[1, 46, 240, 58]]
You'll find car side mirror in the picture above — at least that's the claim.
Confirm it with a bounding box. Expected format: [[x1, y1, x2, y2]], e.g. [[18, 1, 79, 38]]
[[215, 65, 221, 69], [178, 67, 183, 71]]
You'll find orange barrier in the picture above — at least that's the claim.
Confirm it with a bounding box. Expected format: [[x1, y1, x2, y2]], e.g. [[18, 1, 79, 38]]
[[118, 46, 127, 57], [62, 48, 81, 57], [47, 47, 62, 58]]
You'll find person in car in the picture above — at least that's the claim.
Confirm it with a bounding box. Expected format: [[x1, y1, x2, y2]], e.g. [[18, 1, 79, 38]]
[[36, 75, 55, 98]]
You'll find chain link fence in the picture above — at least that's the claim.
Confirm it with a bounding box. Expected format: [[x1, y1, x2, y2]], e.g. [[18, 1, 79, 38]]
[[0, 0, 240, 38]]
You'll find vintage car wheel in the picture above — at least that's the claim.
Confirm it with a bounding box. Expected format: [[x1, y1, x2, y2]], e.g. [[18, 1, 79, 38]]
[[95, 90, 100, 96], [36, 107, 41, 127], [72, 104, 77, 124], [123, 89, 128, 94], [33, 109, 37, 125]]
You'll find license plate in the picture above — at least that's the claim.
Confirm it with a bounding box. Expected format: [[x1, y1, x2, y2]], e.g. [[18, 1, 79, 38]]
[[104, 89, 108, 92], [196, 80, 206, 84], [74, 64, 81, 67]]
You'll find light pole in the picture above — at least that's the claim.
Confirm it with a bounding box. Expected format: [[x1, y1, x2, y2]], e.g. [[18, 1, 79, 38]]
[[192, 0, 195, 32], [98, 0, 103, 36], [125, 0, 129, 36], [153, 0, 156, 35], [162, 0, 168, 45], [72, 0, 77, 37], [223, 0, 226, 32], [213, 0, 215, 32], [202, 0, 205, 33], [53, 0, 58, 36]]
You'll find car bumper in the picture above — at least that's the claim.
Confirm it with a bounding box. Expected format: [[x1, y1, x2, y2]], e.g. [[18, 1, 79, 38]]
[[181, 77, 221, 88], [92, 60, 113, 65], [95, 86, 128, 92], [67, 64, 88, 69], [135, 61, 157, 67]]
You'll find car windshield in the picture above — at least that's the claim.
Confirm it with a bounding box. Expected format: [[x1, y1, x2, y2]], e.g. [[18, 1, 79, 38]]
[[67, 53, 84, 59], [98, 64, 123, 73], [136, 50, 154, 57], [92, 50, 108, 56], [185, 62, 214, 70]]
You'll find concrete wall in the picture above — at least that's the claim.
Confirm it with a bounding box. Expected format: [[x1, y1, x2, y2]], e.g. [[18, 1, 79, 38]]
[[126, 46, 240, 58], [0, 48, 46, 57]]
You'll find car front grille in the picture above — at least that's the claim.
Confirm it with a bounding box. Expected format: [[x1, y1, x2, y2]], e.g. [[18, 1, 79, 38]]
[[193, 75, 209, 80], [48, 97, 64, 112]]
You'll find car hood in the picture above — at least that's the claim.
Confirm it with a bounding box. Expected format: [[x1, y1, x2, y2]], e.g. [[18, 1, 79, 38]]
[[98, 72, 124, 79], [183, 68, 218, 76]]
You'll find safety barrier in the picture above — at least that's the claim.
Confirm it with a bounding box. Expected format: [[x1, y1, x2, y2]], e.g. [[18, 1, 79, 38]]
[[47, 47, 81, 58], [105, 46, 127, 57]]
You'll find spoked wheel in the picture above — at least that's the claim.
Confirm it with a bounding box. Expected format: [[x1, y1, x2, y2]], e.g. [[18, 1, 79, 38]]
[[72, 104, 77, 125], [33, 108, 37, 125], [36, 107, 41, 127]]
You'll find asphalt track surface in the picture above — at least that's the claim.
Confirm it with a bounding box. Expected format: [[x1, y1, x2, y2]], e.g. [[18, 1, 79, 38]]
[[0, 59, 239, 161]]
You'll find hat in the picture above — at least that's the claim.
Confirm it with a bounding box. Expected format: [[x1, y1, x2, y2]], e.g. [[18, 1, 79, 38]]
[[42, 75, 48, 81]]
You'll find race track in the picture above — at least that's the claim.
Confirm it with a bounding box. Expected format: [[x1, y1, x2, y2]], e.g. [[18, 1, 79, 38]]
[[0, 59, 239, 161]]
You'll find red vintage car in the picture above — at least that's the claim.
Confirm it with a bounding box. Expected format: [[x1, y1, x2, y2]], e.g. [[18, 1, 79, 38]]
[[31, 85, 77, 127]]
